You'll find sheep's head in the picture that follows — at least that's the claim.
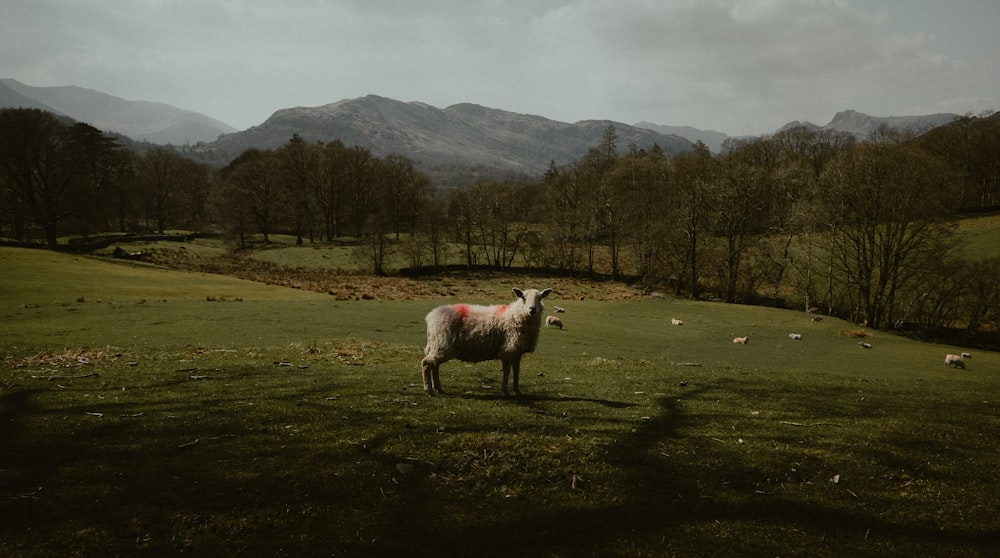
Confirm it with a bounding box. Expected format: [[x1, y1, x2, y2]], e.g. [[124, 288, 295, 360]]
[[513, 288, 552, 316]]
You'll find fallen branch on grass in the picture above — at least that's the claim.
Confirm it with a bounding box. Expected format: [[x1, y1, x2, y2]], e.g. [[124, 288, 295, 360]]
[[779, 420, 842, 427], [178, 435, 235, 449], [17, 487, 42, 499], [31, 372, 99, 380]]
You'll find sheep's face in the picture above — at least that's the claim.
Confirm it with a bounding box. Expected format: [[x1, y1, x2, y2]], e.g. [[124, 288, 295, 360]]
[[513, 288, 552, 316]]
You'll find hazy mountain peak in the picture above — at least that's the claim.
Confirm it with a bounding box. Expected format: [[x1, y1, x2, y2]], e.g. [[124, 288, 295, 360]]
[[633, 121, 731, 153], [776, 120, 822, 133], [1, 78, 237, 144]]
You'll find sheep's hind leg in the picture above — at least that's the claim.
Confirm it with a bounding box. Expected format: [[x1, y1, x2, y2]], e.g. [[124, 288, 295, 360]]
[[432, 365, 445, 394], [421, 359, 443, 396]]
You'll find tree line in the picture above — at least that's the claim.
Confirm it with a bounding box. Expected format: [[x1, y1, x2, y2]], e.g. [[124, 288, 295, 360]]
[[0, 109, 212, 247], [529, 122, 999, 339], [2, 107, 999, 342]]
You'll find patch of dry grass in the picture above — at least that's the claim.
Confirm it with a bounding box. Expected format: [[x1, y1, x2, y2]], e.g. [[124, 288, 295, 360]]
[[838, 328, 872, 338], [11, 347, 129, 369], [135, 243, 644, 302]]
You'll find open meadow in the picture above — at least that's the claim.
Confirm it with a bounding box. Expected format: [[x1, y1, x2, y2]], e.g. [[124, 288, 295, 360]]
[[1, 246, 998, 557]]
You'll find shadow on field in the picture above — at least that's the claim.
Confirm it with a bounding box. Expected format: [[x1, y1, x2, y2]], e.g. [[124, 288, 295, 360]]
[[0, 366, 381, 556]]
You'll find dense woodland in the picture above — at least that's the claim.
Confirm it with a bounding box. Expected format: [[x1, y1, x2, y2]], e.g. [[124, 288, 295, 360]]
[[2, 107, 999, 344]]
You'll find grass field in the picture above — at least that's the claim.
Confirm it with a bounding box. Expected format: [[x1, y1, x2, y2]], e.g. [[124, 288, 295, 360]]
[[1, 246, 998, 557]]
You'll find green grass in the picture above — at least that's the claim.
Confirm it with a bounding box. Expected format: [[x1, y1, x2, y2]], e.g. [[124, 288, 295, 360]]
[[1, 247, 998, 557], [0, 247, 325, 305]]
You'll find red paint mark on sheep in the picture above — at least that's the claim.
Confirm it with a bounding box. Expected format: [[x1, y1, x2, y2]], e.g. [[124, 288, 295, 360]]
[[494, 305, 507, 316]]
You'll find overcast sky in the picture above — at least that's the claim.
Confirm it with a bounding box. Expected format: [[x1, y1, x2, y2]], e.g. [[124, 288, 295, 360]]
[[3, 0, 999, 136]]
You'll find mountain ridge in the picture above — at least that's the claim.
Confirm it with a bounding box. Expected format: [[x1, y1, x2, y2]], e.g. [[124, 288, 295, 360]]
[[206, 94, 696, 176]]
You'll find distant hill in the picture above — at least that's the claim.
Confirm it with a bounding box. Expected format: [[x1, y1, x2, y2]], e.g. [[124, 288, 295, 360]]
[[633, 122, 731, 153], [0, 79, 237, 145], [778, 109, 959, 140], [0, 80, 64, 115], [204, 95, 695, 177], [635, 110, 959, 151]]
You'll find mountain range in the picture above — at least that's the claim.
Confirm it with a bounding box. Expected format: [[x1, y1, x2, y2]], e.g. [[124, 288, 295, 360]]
[[1, 78, 963, 179], [777, 109, 959, 140]]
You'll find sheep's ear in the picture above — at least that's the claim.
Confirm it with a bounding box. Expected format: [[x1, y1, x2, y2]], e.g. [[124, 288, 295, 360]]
[[541, 288, 552, 298], [512, 288, 524, 299]]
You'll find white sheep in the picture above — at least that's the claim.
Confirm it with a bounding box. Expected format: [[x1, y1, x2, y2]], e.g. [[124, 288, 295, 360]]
[[552, 306, 566, 313], [961, 352, 972, 359], [545, 315, 563, 329], [733, 336, 748, 344], [421, 287, 551, 397], [671, 318, 684, 326], [944, 353, 967, 369], [858, 342, 872, 349], [788, 333, 802, 340]]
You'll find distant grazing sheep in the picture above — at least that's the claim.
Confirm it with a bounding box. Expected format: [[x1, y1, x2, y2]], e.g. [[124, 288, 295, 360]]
[[552, 306, 566, 313], [961, 352, 972, 359], [858, 342, 872, 349], [944, 353, 967, 369], [545, 315, 563, 329], [671, 318, 684, 326], [788, 333, 802, 340], [421, 288, 551, 397], [733, 336, 749, 344], [811, 316, 824, 322]]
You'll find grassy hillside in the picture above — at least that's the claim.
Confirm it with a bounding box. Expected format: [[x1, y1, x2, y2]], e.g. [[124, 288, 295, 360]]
[[955, 212, 1000, 260], [0, 246, 326, 304], [1, 247, 997, 557]]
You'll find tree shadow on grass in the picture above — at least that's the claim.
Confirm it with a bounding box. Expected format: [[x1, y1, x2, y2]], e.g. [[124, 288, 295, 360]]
[[372, 380, 1000, 558], [3, 369, 998, 557], [454, 390, 639, 410]]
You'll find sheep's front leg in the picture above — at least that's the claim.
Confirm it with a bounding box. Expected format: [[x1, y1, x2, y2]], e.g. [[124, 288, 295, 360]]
[[500, 359, 512, 397], [510, 355, 523, 396], [500, 356, 525, 397]]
